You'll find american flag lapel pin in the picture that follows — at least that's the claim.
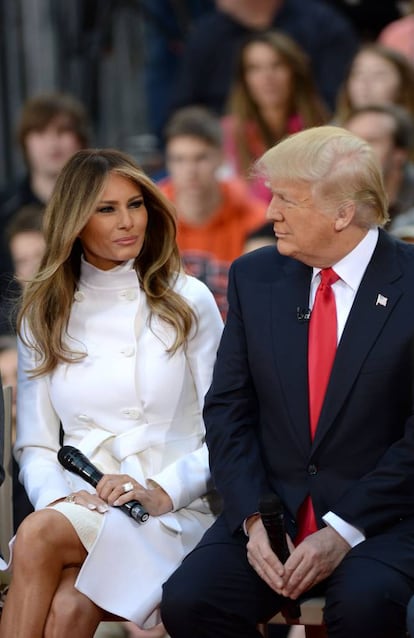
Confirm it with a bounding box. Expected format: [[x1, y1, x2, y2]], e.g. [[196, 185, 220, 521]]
[[376, 293, 388, 307]]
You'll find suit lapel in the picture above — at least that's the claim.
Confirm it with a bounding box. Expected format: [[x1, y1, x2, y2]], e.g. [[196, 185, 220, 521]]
[[312, 230, 403, 451], [271, 260, 312, 452]]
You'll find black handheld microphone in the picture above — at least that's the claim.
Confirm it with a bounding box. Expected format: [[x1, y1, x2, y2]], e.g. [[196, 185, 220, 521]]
[[259, 493, 301, 619], [58, 445, 149, 524]]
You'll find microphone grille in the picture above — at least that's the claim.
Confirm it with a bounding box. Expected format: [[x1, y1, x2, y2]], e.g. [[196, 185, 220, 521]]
[[57, 445, 78, 467]]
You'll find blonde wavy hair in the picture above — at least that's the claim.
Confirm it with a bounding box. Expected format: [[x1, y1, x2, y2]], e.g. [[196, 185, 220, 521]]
[[18, 148, 196, 377], [256, 125, 389, 227]]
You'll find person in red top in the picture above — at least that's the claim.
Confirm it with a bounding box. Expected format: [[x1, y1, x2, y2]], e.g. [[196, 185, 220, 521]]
[[221, 30, 329, 202], [159, 106, 266, 317]]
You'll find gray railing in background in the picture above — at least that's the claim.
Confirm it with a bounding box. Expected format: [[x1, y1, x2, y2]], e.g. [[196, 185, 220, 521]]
[[0, 0, 151, 191]]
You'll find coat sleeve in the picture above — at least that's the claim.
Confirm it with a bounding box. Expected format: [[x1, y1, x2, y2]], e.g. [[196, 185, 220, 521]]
[[332, 413, 414, 537], [148, 280, 223, 511], [15, 335, 72, 509], [204, 263, 272, 533]]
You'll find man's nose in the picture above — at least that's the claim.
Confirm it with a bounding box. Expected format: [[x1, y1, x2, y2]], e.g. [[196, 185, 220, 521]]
[[266, 197, 283, 221]]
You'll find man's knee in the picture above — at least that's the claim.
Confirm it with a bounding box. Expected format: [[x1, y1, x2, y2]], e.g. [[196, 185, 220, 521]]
[[161, 558, 210, 633], [407, 595, 414, 636], [324, 557, 412, 638]]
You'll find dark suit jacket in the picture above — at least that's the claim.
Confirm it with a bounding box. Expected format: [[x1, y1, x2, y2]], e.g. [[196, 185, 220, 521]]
[[204, 230, 414, 572]]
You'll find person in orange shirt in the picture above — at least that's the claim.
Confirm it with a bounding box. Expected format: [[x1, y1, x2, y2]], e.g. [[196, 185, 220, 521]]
[[159, 106, 267, 317]]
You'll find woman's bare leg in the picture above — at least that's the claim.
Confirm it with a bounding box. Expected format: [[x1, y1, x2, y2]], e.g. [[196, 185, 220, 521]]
[[123, 621, 167, 637], [0, 509, 87, 638], [44, 566, 104, 638]]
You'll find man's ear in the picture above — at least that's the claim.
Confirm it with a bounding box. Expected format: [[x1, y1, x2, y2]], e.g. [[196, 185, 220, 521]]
[[334, 201, 355, 231]]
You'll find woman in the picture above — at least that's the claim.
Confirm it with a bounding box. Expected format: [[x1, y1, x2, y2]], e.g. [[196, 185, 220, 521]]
[[334, 43, 414, 124], [221, 30, 329, 202], [0, 149, 223, 637]]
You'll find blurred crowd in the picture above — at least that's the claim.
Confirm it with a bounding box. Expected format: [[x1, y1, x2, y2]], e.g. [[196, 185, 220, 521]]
[[1, 1, 414, 634]]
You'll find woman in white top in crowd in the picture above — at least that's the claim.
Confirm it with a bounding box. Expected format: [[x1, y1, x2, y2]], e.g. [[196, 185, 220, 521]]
[[0, 148, 223, 638]]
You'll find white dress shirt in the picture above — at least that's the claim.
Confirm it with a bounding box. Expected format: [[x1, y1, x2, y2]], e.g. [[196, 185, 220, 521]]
[[311, 227, 379, 547]]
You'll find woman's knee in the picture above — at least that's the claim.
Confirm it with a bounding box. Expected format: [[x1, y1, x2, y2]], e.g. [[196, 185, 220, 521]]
[[13, 509, 83, 570], [45, 586, 101, 637], [13, 511, 60, 565]]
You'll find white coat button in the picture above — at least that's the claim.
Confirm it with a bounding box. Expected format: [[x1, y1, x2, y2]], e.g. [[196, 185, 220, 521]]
[[120, 346, 135, 357], [119, 289, 137, 301], [121, 408, 140, 419], [76, 414, 92, 423], [74, 291, 85, 302]]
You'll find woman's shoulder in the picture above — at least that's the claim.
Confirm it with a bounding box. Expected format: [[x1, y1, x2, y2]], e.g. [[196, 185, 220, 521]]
[[174, 273, 223, 332], [174, 272, 217, 309], [174, 271, 210, 296]]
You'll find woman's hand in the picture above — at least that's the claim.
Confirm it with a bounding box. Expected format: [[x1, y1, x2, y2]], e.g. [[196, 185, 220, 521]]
[[48, 489, 109, 513], [96, 474, 173, 517]]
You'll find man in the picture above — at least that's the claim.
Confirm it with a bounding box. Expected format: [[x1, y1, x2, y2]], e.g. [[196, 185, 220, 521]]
[[343, 103, 414, 228], [0, 92, 89, 228], [0, 92, 89, 334], [170, 0, 358, 118], [161, 126, 414, 637], [141, 0, 214, 142], [159, 105, 266, 317]]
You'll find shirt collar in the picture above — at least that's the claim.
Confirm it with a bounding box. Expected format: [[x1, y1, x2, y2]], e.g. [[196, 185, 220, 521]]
[[312, 227, 379, 291]]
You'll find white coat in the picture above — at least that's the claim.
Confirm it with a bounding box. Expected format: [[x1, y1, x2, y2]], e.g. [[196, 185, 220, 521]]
[[15, 258, 223, 626]]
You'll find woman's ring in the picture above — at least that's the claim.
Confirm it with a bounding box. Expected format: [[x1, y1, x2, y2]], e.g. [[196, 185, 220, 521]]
[[65, 494, 76, 503], [122, 481, 134, 493]]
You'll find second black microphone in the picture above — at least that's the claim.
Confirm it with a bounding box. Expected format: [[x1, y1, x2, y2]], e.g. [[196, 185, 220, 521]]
[[259, 493, 300, 619]]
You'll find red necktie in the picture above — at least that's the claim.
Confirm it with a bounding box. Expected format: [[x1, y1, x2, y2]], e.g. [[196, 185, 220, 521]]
[[308, 267, 339, 436], [296, 267, 339, 544]]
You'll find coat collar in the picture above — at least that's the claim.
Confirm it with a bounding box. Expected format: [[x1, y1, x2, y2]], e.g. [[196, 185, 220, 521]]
[[79, 257, 138, 290]]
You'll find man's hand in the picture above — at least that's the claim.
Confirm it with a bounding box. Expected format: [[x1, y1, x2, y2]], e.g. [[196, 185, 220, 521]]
[[246, 519, 350, 599], [246, 516, 287, 594], [281, 526, 351, 599]]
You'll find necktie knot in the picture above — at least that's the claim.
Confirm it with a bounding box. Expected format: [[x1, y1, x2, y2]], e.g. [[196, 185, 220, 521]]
[[320, 267, 339, 289]]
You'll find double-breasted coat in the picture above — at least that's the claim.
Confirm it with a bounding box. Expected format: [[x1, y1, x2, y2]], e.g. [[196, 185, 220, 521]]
[[15, 258, 223, 626]]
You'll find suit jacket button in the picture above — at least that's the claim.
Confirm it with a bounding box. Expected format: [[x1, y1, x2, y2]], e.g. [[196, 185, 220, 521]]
[[308, 464, 318, 475]]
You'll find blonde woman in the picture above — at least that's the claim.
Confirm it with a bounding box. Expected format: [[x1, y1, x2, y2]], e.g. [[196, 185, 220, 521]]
[[0, 149, 223, 637]]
